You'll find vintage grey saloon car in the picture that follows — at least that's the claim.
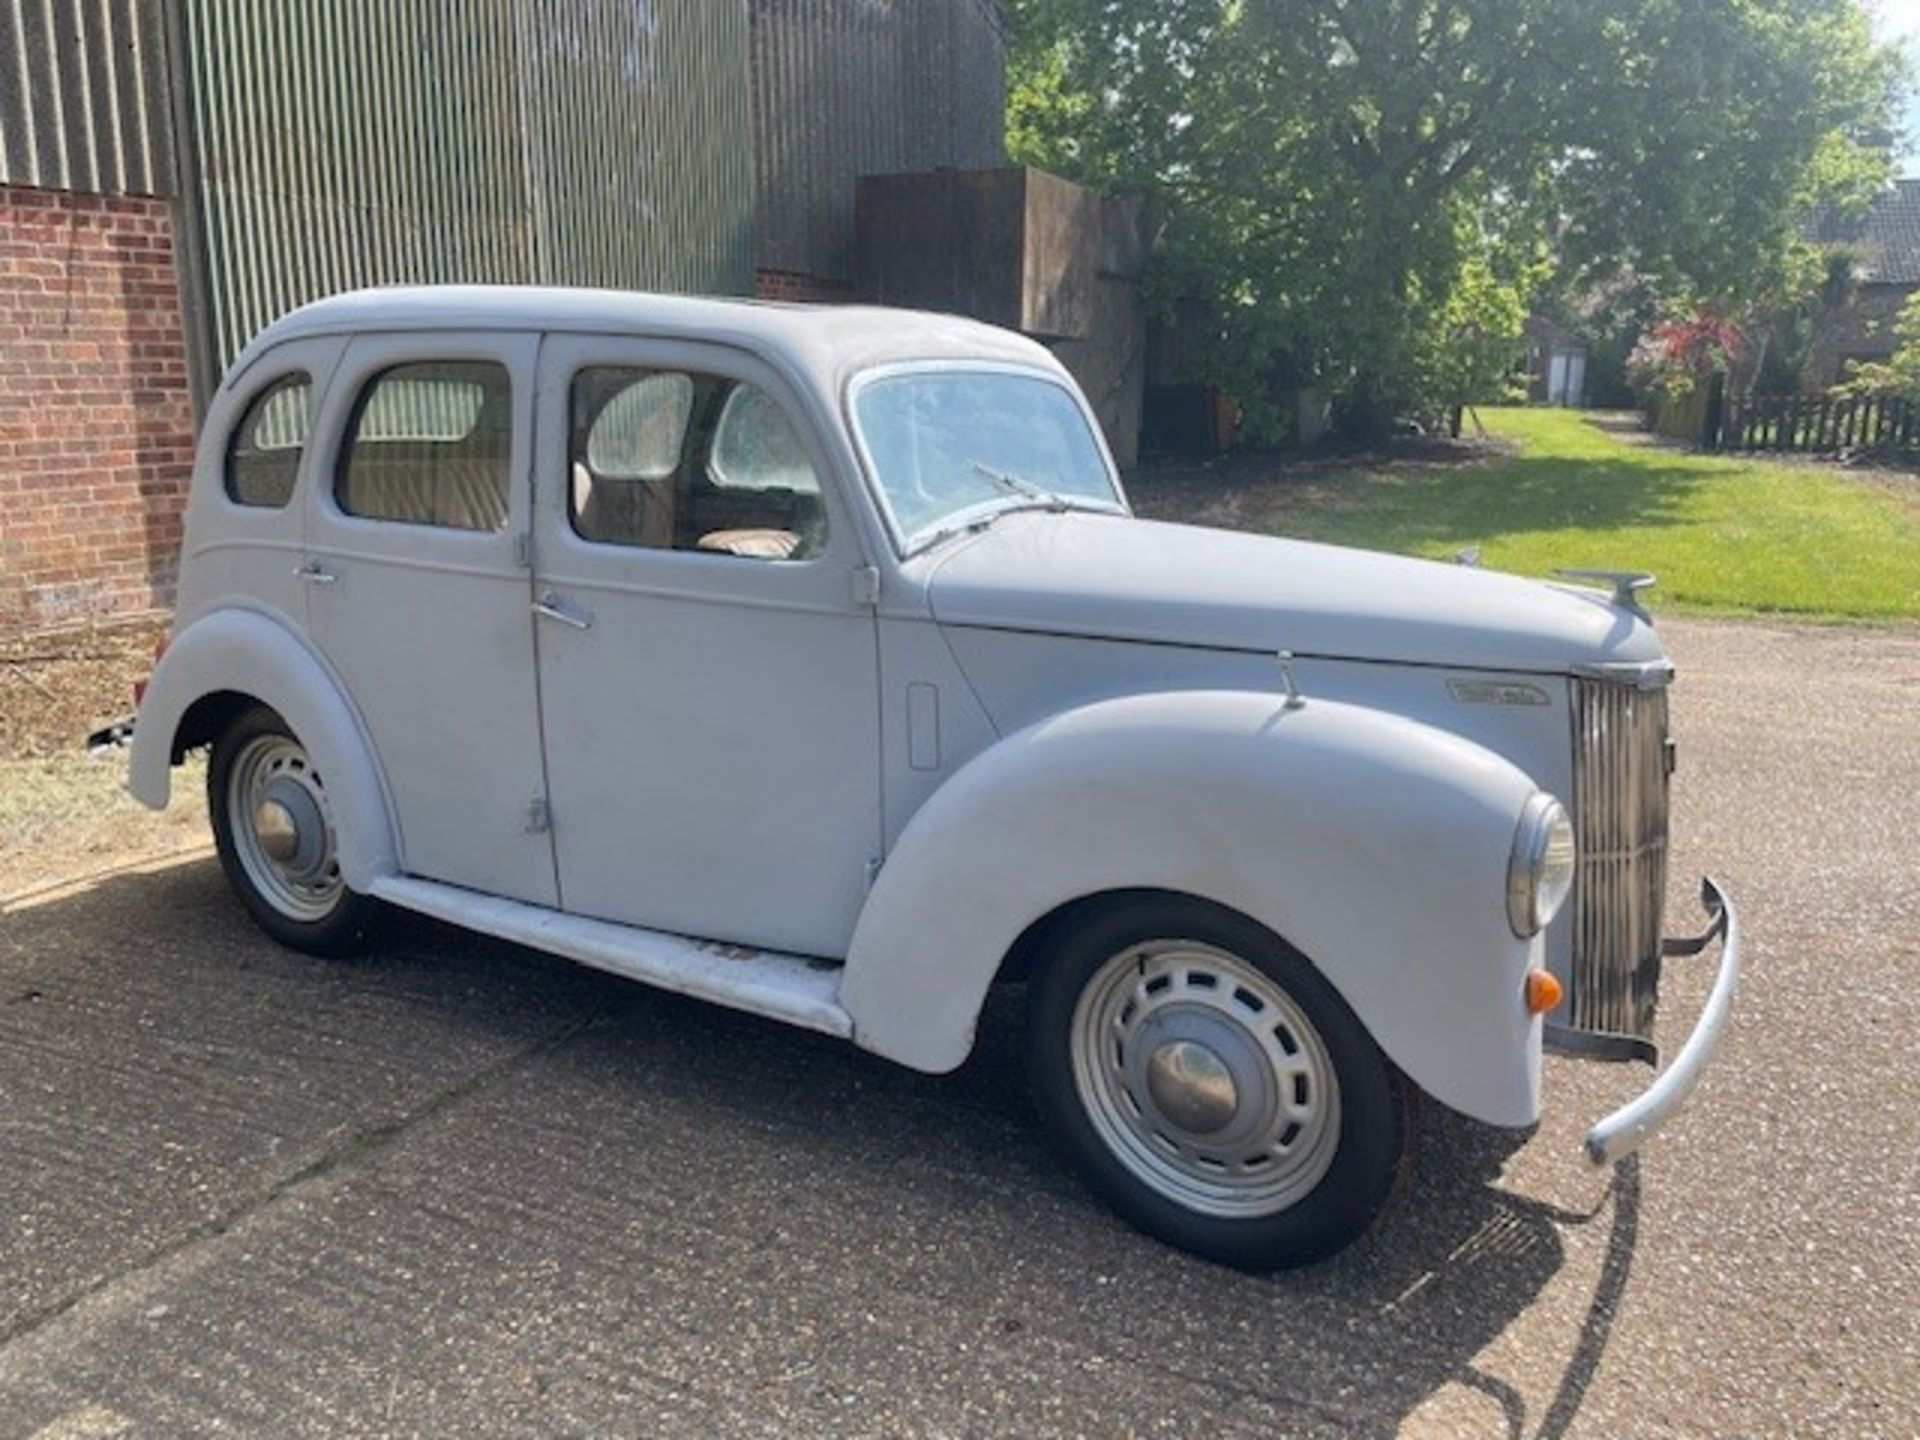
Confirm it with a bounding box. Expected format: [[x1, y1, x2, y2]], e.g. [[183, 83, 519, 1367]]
[[119, 286, 1739, 1268]]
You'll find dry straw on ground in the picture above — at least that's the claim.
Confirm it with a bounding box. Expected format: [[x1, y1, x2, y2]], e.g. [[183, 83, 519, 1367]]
[[0, 617, 210, 899]]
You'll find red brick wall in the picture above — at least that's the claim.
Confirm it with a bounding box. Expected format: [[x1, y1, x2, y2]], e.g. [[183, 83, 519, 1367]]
[[754, 268, 855, 304], [0, 184, 196, 637]]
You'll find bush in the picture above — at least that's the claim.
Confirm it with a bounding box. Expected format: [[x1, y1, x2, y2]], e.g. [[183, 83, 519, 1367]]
[[1628, 311, 1744, 406]]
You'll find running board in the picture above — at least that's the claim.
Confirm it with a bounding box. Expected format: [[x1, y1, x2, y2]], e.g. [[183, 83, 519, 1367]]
[[367, 876, 853, 1040]]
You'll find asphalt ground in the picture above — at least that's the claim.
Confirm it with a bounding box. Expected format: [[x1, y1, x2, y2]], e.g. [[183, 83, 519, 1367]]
[[0, 617, 1914, 1438]]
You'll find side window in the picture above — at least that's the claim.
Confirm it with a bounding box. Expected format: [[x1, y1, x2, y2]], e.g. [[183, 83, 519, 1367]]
[[335, 361, 511, 531], [226, 373, 310, 508], [570, 367, 827, 561]]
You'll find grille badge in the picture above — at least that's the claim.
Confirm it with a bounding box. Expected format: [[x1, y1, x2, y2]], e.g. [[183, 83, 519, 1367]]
[[1448, 679, 1550, 706]]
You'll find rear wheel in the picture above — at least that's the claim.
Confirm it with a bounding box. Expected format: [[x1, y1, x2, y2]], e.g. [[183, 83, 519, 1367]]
[[1027, 896, 1406, 1268], [208, 706, 374, 956]]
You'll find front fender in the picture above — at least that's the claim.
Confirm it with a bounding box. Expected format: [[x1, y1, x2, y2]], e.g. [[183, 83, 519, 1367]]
[[842, 689, 1546, 1127], [129, 607, 397, 889]]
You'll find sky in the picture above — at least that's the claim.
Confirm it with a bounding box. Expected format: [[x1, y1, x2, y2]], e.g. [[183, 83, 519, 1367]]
[[1873, 0, 1920, 170]]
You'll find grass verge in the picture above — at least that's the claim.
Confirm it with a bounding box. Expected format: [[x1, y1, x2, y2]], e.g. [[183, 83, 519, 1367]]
[[1139, 407, 1920, 621]]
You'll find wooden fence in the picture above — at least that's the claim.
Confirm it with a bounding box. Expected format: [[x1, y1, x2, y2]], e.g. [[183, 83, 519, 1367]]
[[1647, 379, 1918, 453], [1647, 383, 1715, 446], [1718, 393, 1918, 452]]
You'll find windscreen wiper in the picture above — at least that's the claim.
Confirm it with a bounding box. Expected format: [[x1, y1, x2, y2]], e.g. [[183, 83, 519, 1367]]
[[969, 461, 1073, 511]]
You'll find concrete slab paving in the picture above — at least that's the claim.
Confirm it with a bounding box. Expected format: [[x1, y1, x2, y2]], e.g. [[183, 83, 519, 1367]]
[[0, 617, 1914, 1437]]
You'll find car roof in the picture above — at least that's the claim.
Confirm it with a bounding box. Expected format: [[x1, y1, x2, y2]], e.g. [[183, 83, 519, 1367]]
[[231, 285, 1064, 398]]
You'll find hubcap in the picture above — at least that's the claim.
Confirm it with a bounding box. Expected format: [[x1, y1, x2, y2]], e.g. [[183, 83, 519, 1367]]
[[227, 734, 342, 922], [254, 798, 298, 862], [1146, 1039, 1239, 1134], [1070, 940, 1342, 1218]]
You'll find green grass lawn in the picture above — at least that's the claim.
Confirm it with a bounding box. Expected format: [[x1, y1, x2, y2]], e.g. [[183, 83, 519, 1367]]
[[1161, 407, 1920, 621]]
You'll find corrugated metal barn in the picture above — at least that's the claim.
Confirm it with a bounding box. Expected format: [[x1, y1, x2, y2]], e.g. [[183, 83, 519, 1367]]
[[4, 2, 1144, 642], [6, 0, 1006, 389], [752, 0, 1006, 291], [0, 0, 1011, 633], [173, 0, 769, 379]]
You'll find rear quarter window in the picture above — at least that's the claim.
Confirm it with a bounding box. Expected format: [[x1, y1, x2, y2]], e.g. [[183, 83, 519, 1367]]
[[225, 374, 311, 508]]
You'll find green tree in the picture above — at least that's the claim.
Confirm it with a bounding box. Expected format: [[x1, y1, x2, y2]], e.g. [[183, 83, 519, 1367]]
[[1006, 0, 1902, 439]]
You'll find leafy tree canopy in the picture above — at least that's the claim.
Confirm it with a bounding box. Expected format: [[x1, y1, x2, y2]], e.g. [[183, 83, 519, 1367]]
[[1005, 0, 1903, 438]]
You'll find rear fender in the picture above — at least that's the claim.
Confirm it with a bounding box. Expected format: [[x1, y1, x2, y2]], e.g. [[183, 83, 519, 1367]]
[[129, 607, 397, 889], [842, 689, 1546, 1127]]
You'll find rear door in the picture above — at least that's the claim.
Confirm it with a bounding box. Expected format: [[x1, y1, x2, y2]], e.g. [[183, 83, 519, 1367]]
[[303, 331, 556, 906]]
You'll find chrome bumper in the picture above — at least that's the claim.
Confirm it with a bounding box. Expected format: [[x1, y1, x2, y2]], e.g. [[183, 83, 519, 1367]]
[[1582, 877, 1741, 1166]]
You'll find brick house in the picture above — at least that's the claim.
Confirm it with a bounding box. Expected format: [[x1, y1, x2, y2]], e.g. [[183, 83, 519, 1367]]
[[1805, 178, 1920, 386]]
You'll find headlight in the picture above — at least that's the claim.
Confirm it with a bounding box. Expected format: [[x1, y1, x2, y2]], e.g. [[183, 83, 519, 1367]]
[[1508, 793, 1576, 937]]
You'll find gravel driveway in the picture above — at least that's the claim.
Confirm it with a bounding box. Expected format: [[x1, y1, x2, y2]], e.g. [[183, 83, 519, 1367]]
[[0, 617, 1913, 1437]]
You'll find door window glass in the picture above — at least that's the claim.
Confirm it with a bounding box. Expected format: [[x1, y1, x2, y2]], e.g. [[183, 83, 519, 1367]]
[[225, 373, 310, 508], [570, 367, 827, 560], [336, 361, 511, 530]]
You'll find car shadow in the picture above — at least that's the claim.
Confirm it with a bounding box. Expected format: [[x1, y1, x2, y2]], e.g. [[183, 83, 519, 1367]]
[[2, 861, 1639, 1434], [963, 986, 1639, 1438]]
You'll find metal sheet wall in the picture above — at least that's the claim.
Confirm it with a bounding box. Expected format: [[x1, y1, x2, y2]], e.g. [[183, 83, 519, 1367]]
[[1, 0, 175, 196], [751, 0, 1006, 280], [532, 0, 754, 294], [183, 0, 755, 370]]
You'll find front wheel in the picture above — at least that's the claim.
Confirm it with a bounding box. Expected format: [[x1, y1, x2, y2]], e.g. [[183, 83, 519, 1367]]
[[208, 706, 375, 956], [1027, 897, 1406, 1269]]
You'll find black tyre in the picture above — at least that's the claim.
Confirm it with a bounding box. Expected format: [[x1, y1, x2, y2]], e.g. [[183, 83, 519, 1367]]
[[207, 705, 375, 956], [1027, 895, 1407, 1269]]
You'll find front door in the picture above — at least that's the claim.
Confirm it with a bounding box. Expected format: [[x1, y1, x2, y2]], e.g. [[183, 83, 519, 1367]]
[[304, 331, 556, 906], [530, 335, 882, 957]]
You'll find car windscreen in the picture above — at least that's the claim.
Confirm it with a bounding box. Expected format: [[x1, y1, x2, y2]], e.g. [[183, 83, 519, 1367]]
[[850, 370, 1121, 550]]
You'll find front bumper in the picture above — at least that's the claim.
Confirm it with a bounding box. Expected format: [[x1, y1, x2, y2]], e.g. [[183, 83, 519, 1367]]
[[1582, 877, 1741, 1165]]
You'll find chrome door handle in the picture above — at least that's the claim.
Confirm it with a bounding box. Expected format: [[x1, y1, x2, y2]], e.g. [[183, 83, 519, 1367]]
[[532, 590, 592, 630], [296, 561, 337, 585]]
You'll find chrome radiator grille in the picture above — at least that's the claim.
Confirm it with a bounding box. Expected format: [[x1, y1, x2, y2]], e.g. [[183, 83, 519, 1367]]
[[1568, 678, 1671, 1047]]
